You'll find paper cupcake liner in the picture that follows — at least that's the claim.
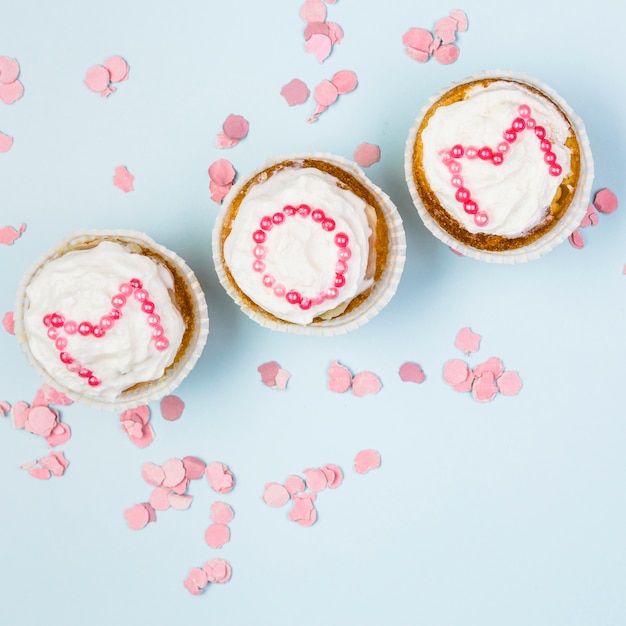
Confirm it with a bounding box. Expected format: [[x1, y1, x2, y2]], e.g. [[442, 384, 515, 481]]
[[212, 152, 407, 336], [13, 229, 209, 411], [404, 70, 594, 263]]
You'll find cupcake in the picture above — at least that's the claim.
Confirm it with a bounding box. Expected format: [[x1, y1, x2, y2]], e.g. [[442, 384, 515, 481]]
[[212, 154, 406, 335], [405, 71, 594, 262], [14, 230, 209, 411]]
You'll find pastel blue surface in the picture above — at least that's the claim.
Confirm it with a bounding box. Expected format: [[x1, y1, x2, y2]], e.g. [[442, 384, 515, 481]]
[[1, 1, 625, 625]]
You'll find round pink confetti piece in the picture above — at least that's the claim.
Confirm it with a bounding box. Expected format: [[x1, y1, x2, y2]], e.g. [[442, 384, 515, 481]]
[[471, 371, 499, 403], [443, 359, 470, 386], [170, 476, 189, 495], [103, 55, 129, 82], [182, 456, 207, 480], [24, 405, 58, 437], [280, 78, 311, 106], [11, 401, 30, 429], [2, 311, 14, 334], [205, 523, 230, 549], [402, 27, 434, 52], [211, 501, 235, 524], [258, 360, 280, 386], [455, 327, 481, 355], [433, 16, 459, 44], [205, 462, 235, 494], [262, 482, 290, 507], [124, 503, 151, 530], [0, 131, 14, 153], [168, 492, 193, 511], [215, 132, 239, 149], [184, 568, 209, 595], [149, 486, 172, 511], [222, 114, 249, 141], [305, 33, 333, 63], [288, 493, 317, 527], [202, 559, 232, 584], [160, 395, 184, 421], [284, 474, 306, 495], [45, 422, 71, 448], [314, 79, 338, 107], [433, 43, 460, 65], [161, 458, 186, 488], [353, 142, 381, 168], [300, 0, 327, 23], [473, 357, 504, 379], [328, 360, 352, 393], [594, 188, 618, 214], [0, 79, 24, 105], [497, 370, 523, 396], [405, 47, 431, 64], [0, 56, 19, 84], [331, 70, 357, 95], [113, 165, 134, 193], [354, 449, 381, 474], [141, 462, 165, 487], [84, 65, 110, 93], [351, 371, 382, 397], [569, 228, 585, 250], [326, 22, 344, 45], [29, 467, 51, 481], [398, 361, 426, 384], [208, 158, 236, 186], [450, 9, 469, 32], [321, 463, 343, 489], [303, 468, 328, 493]]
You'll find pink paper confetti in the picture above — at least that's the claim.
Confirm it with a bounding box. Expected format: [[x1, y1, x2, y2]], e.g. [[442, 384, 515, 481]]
[[579, 203, 598, 228], [103, 55, 129, 82], [0, 131, 14, 152], [205, 462, 235, 494], [142, 462, 165, 486], [2, 311, 14, 334], [203, 558, 232, 584], [211, 501, 235, 525], [0, 223, 26, 245], [471, 370, 499, 403], [288, 492, 317, 527], [321, 463, 343, 489], [0, 56, 20, 84], [120, 405, 155, 448], [113, 165, 134, 192], [258, 361, 291, 390], [402, 27, 434, 53], [300, 0, 327, 23], [280, 78, 311, 106], [182, 456, 207, 480], [85, 56, 129, 97], [24, 405, 58, 437], [301, 0, 342, 63], [473, 357, 504, 379], [398, 361, 425, 384], [327, 360, 352, 393], [263, 482, 291, 507], [184, 568, 209, 596], [169, 492, 193, 511], [433, 43, 460, 65], [569, 228, 585, 249], [305, 33, 332, 63], [303, 467, 328, 492], [331, 70, 358, 95], [32, 384, 73, 407], [0, 79, 24, 105], [403, 10, 468, 65], [594, 188, 618, 214], [160, 395, 184, 421], [314, 79, 338, 106], [570, 188, 619, 249], [455, 327, 481, 355], [353, 142, 381, 168], [284, 474, 306, 495], [497, 371, 523, 396], [351, 371, 382, 397], [308, 70, 357, 123], [84, 65, 112, 94], [205, 523, 230, 549], [354, 449, 381, 474], [124, 503, 155, 530], [208, 159, 236, 187], [222, 114, 249, 141]]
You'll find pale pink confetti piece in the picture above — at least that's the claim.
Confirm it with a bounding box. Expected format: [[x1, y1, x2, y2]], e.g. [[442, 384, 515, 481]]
[[205, 462, 235, 494], [274, 368, 291, 390], [84, 65, 110, 93], [24, 405, 58, 437], [209, 180, 233, 204], [300, 0, 327, 23], [33, 384, 73, 407], [0, 57, 19, 84], [453, 372, 475, 393], [288, 493, 317, 527], [569, 228, 585, 249], [402, 27, 434, 52], [314, 79, 338, 106], [455, 327, 481, 355], [398, 361, 426, 384], [307, 103, 328, 123], [471, 371, 499, 403], [170, 476, 189, 495], [45, 422, 71, 448], [29, 467, 51, 481], [208, 159, 236, 186], [113, 165, 134, 192], [428, 38, 442, 54], [443, 359, 470, 385], [433, 16, 459, 44], [141, 462, 165, 486], [354, 449, 381, 474], [594, 188, 618, 214], [103, 55, 129, 82], [161, 458, 186, 488], [211, 501, 235, 524], [20, 460, 36, 470], [263, 482, 291, 507], [0, 80, 24, 104], [579, 203, 598, 228], [258, 360, 280, 386], [39, 451, 69, 477], [202, 558, 232, 584], [215, 132, 239, 149], [303, 468, 328, 492], [121, 405, 150, 426], [124, 503, 153, 530], [0, 131, 13, 153], [222, 114, 249, 141], [280, 78, 311, 106], [327, 360, 352, 393], [331, 70, 358, 94], [305, 33, 333, 63], [11, 401, 30, 429], [168, 492, 193, 510], [450, 9, 469, 31], [321, 463, 343, 489], [182, 456, 207, 480], [130, 423, 155, 448], [433, 43, 460, 65], [205, 523, 230, 549], [184, 567, 209, 595], [0, 223, 26, 245], [326, 22, 344, 45], [2, 311, 14, 334], [497, 371, 523, 396], [352, 371, 382, 397], [0, 401, 10, 415], [353, 142, 381, 168], [405, 47, 430, 64], [284, 474, 306, 495], [473, 357, 504, 379], [160, 395, 184, 421], [149, 486, 171, 511], [121, 418, 144, 439]]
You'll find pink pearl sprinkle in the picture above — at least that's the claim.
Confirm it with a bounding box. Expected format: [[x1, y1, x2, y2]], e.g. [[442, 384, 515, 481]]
[[152, 325, 164, 338], [67, 361, 81, 373], [334, 274, 346, 288], [55, 337, 68, 350], [252, 230, 266, 243], [92, 325, 105, 338], [155, 338, 170, 351], [338, 248, 351, 261], [260, 216, 273, 230], [492, 152, 504, 166], [112, 294, 126, 308], [252, 260, 265, 273], [262, 274, 275, 287], [286, 290, 301, 304], [297, 204, 311, 217], [59, 352, 73, 364], [312, 293, 326, 305], [141, 301, 155, 314], [119, 282, 133, 296], [474, 211, 489, 227], [99, 316, 113, 330], [78, 322, 93, 336], [512, 117, 526, 132], [336, 260, 348, 274], [64, 320, 77, 334], [130, 278, 142, 289], [311, 209, 325, 222], [451, 174, 464, 188], [497, 142, 510, 154], [273, 284, 286, 297], [88, 376, 101, 387], [50, 314, 65, 327], [134, 288, 148, 302], [534, 126, 546, 139], [326, 287, 338, 299], [283, 205, 296, 216], [465, 146, 478, 159], [299, 298, 312, 310], [451, 144, 464, 158], [448, 160, 462, 174], [43, 314, 52, 327], [334, 233, 349, 248], [526, 117, 536, 129], [549, 163, 562, 176], [47, 327, 58, 340], [440, 150, 453, 164], [455, 187, 470, 203], [78, 367, 92, 378], [253, 245, 266, 259], [464, 200, 478, 215], [147, 314, 160, 327], [272, 212, 285, 225], [322, 218, 336, 231], [518, 104, 531, 118]]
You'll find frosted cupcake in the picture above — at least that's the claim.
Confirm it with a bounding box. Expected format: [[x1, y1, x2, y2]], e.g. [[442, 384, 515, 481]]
[[212, 154, 406, 334], [14, 230, 209, 410], [405, 71, 594, 262]]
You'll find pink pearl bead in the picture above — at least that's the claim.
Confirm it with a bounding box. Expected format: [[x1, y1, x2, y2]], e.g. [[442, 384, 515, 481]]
[[283, 205, 296, 216], [252, 260, 265, 273], [272, 212, 285, 225], [334, 233, 349, 248], [544, 151, 557, 164], [335, 260, 348, 274], [262, 274, 275, 287], [518, 104, 531, 118], [130, 278, 143, 289], [88, 376, 101, 387], [549, 163, 563, 176], [260, 216, 273, 230], [43, 314, 52, 327], [47, 327, 58, 340], [253, 245, 266, 259], [540, 139, 552, 152], [92, 325, 105, 338], [147, 314, 160, 326], [55, 337, 68, 350], [322, 218, 336, 232], [111, 294, 126, 308], [99, 316, 113, 330], [67, 361, 81, 373], [334, 274, 346, 288], [325, 287, 338, 299], [511, 117, 526, 132], [299, 298, 312, 310], [526, 117, 536, 129], [534, 125, 546, 139], [64, 320, 77, 334], [154, 338, 170, 351], [286, 290, 301, 304], [311, 209, 325, 222], [465, 146, 478, 159], [152, 325, 164, 338], [78, 322, 93, 336], [338, 247, 351, 261], [50, 313, 65, 328], [478, 147, 493, 161], [78, 367, 92, 378], [297, 204, 311, 217], [497, 142, 510, 154], [252, 230, 266, 243], [119, 283, 133, 296], [503, 129, 517, 143], [492, 152, 504, 166], [141, 301, 155, 314], [312, 293, 326, 305], [451, 144, 464, 158], [455, 187, 471, 203], [134, 288, 148, 302], [439, 150, 453, 164], [474, 211, 489, 227], [273, 284, 286, 297], [447, 161, 462, 174], [464, 199, 478, 215], [451, 174, 464, 188], [59, 352, 73, 365], [109, 309, 121, 320]]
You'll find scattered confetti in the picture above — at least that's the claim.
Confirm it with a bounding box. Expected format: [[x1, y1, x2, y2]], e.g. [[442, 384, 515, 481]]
[[403, 10, 468, 65], [594, 188, 618, 214], [184, 559, 232, 595], [351, 371, 382, 397], [570, 188, 619, 249], [22, 451, 69, 480], [263, 482, 291, 507], [327, 360, 353, 393], [0, 223, 26, 245], [308, 70, 357, 123], [0, 131, 13, 153], [300, 0, 343, 64], [353, 142, 381, 168], [216, 114, 249, 149], [0, 56, 24, 105], [569, 228, 585, 249], [208, 158, 236, 204], [211, 501, 235, 525], [124, 503, 155, 530], [288, 492, 317, 526], [205, 461, 235, 494], [160, 394, 185, 421], [258, 361, 291, 390], [2, 311, 14, 334], [454, 327, 481, 355], [354, 449, 381, 474], [113, 165, 134, 192], [205, 523, 230, 549], [84, 55, 129, 97], [280, 78, 311, 106], [398, 361, 426, 384], [119, 405, 154, 448], [579, 203, 599, 228]]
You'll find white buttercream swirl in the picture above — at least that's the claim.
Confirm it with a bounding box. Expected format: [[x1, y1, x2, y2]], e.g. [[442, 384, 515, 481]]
[[223, 166, 373, 324], [421, 80, 572, 236], [23, 241, 185, 401]]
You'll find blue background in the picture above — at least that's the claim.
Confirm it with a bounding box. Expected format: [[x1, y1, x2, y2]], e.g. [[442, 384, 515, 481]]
[[1, 1, 625, 624]]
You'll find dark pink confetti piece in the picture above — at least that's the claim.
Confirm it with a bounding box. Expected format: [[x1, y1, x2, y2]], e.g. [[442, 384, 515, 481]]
[[222, 114, 249, 141], [182, 456, 206, 480], [258, 360, 280, 386], [569, 228, 585, 249], [351, 371, 382, 397], [353, 142, 381, 168], [113, 165, 134, 192], [281, 78, 311, 106], [354, 449, 381, 474], [0, 131, 13, 153], [205, 523, 230, 549], [0, 223, 26, 245], [594, 188, 618, 214], [263, 482, 291, 507], [455, 327, 481, 355], [2, 311, 14, 334], [398, 361, 425, 384], [579, 203, 598, 228], [160, 395, 184, 421]]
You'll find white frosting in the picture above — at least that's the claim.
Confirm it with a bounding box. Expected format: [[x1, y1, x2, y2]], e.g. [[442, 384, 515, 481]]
[[223, 166, 374, 324], [23, 241, 186, 401], [421, 80, 572, 236]]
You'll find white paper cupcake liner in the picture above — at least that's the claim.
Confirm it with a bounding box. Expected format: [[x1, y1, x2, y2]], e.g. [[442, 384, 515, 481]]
[[212, 152, 407, 335], [404, 70, 594, 263], [13, 229, 209, 411]]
